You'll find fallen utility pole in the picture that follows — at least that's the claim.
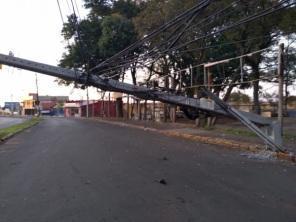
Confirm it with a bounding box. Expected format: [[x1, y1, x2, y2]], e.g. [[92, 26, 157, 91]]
[[202, 89, 284, 153], [0, 53, 285, 152], [278, 43, 284, 137]]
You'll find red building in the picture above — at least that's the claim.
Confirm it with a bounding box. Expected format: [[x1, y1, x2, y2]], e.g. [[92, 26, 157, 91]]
[[80, 100, 117, 118], [64, 100, 117, 118]]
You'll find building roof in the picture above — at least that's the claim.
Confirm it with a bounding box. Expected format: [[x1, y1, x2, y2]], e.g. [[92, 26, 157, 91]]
[[64, 103, 80, 108], [38, 96, 69, 102]]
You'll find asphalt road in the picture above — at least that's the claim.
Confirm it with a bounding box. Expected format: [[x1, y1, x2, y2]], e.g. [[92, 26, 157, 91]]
[[0, 116, 25, 129], [0, 118, 295, 222]]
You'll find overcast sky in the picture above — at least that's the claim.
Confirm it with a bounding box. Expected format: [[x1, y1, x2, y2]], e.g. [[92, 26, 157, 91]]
[[0, 1, 295, 107], [0, 0, 102, 107]]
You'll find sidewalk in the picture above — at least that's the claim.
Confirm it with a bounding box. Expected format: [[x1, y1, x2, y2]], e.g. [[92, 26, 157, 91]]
[[90, 117, 296, 163]]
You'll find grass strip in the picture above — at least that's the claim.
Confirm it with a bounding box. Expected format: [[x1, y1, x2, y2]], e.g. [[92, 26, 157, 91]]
[[218, 127, 296, 142], [0, 117, 42, 140]]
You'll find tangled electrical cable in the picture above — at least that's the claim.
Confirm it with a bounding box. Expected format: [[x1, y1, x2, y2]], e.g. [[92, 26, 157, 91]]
[[94, 0, 295, 83]]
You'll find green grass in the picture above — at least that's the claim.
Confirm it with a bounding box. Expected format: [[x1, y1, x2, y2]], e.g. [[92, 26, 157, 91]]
[[219, 128, 256, 137], [0, 117, 42, 140], [218, 127, 296, 142], [284, 133, 296, 142]]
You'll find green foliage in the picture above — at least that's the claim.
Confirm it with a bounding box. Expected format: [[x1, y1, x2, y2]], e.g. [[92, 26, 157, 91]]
[[133, 0, 295, 103], [84, 0, 113, 17], [113, 0, 142, 19], [219, 126, 296, 142], [59, 0, 142, 85], [219, 127, 256, 138], [59, 0, 296, 98], [98, 14, 137, 58], [287, 96, 296, 104], [230, 92, 251, 104]]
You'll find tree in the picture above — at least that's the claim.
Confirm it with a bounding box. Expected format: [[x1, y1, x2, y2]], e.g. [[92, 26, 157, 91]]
[[84, 0, 113, 17], [230, 92, 251, 104], [133, 0, 295, 113], [59, 0, 142, 84], [59, 0, 296, 118], [98, 14, 137, 58]]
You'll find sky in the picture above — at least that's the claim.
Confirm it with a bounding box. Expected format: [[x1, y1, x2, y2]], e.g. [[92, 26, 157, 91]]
[[0, 0, 101, 107]]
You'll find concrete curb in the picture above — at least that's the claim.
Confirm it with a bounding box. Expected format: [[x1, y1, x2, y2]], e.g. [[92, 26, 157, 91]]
[[276, 152, 296, 163], [161, 131, 264, 151], [93, 118, 295, 163], [0, 133, 14, 142]]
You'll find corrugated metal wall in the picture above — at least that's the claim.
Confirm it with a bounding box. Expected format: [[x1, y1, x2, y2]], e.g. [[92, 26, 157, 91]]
[[81, 101, 117, 117]]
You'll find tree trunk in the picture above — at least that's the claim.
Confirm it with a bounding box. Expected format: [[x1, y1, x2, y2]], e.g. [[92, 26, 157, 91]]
[[116, 98, 124, 118], [144, 100, 147, 120], [223, 85, 234, 102], [131, 63, 137, 85], [164, 76, 169, 122], [252, 66, 261, 114]]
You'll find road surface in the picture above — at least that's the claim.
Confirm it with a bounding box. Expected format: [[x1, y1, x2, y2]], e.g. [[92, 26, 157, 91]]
[[0, 116, 25, 129], [0, 118, 295, 222]]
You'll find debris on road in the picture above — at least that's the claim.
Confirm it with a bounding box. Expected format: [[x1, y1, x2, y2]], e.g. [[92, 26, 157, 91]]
[[240, 150, 276, 161], [158, 179, 168, 185]]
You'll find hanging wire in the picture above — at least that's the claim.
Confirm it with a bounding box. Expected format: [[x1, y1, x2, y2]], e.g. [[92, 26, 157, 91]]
[[73, 0, 81, 19], [123, 0, 291, 72], [56, 0, 65, 24], [95, 0, 295, 81]]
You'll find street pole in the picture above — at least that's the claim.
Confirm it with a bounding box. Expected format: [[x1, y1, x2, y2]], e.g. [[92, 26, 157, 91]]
[[10, 94, 13, 115], [86, 86, 89, 118], [35, 73, 40, 116], [92, 100, 95, 117], [127, 94, 130, 120], [108, 92, 111, 118], [278, 43, 284, 136], [190, 65, 193, 87], [208, 68, 212, 90], [203, 65, 207, 89]]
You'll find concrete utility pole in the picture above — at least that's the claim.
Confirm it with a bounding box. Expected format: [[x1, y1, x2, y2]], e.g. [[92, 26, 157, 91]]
[[203, 66, 207, 88], [86, 86, 89, 118], [127, 94, 130, 120], [108, 92, 111, 118], [190, 65, 193, 87], [278, 43, 284, 136], [35, 73, 40, 116]]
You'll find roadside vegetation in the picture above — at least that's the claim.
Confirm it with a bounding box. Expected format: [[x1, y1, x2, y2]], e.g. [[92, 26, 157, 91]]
[[217, 127, 296, 142], [59, 0, 295, 115], [0, 117, 42, 141]]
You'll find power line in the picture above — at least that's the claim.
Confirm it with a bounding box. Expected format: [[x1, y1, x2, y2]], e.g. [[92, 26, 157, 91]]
[[97, 0, 294, 80], [128, 0, 293, 70], [89, 0, 212, 72], [99, 0, 242, 74], [73, 0, 81, 19], [104, 44, 279, 91], [65, 0, 72, 14], [98, 33, 275, 74], [63, 0, 294, 90], [184, 75, 279, 90], [57, 0, 65, 24], [164, 0, 295, 54], [146, 46, 274, 84], [97, 34, 281, 81]]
